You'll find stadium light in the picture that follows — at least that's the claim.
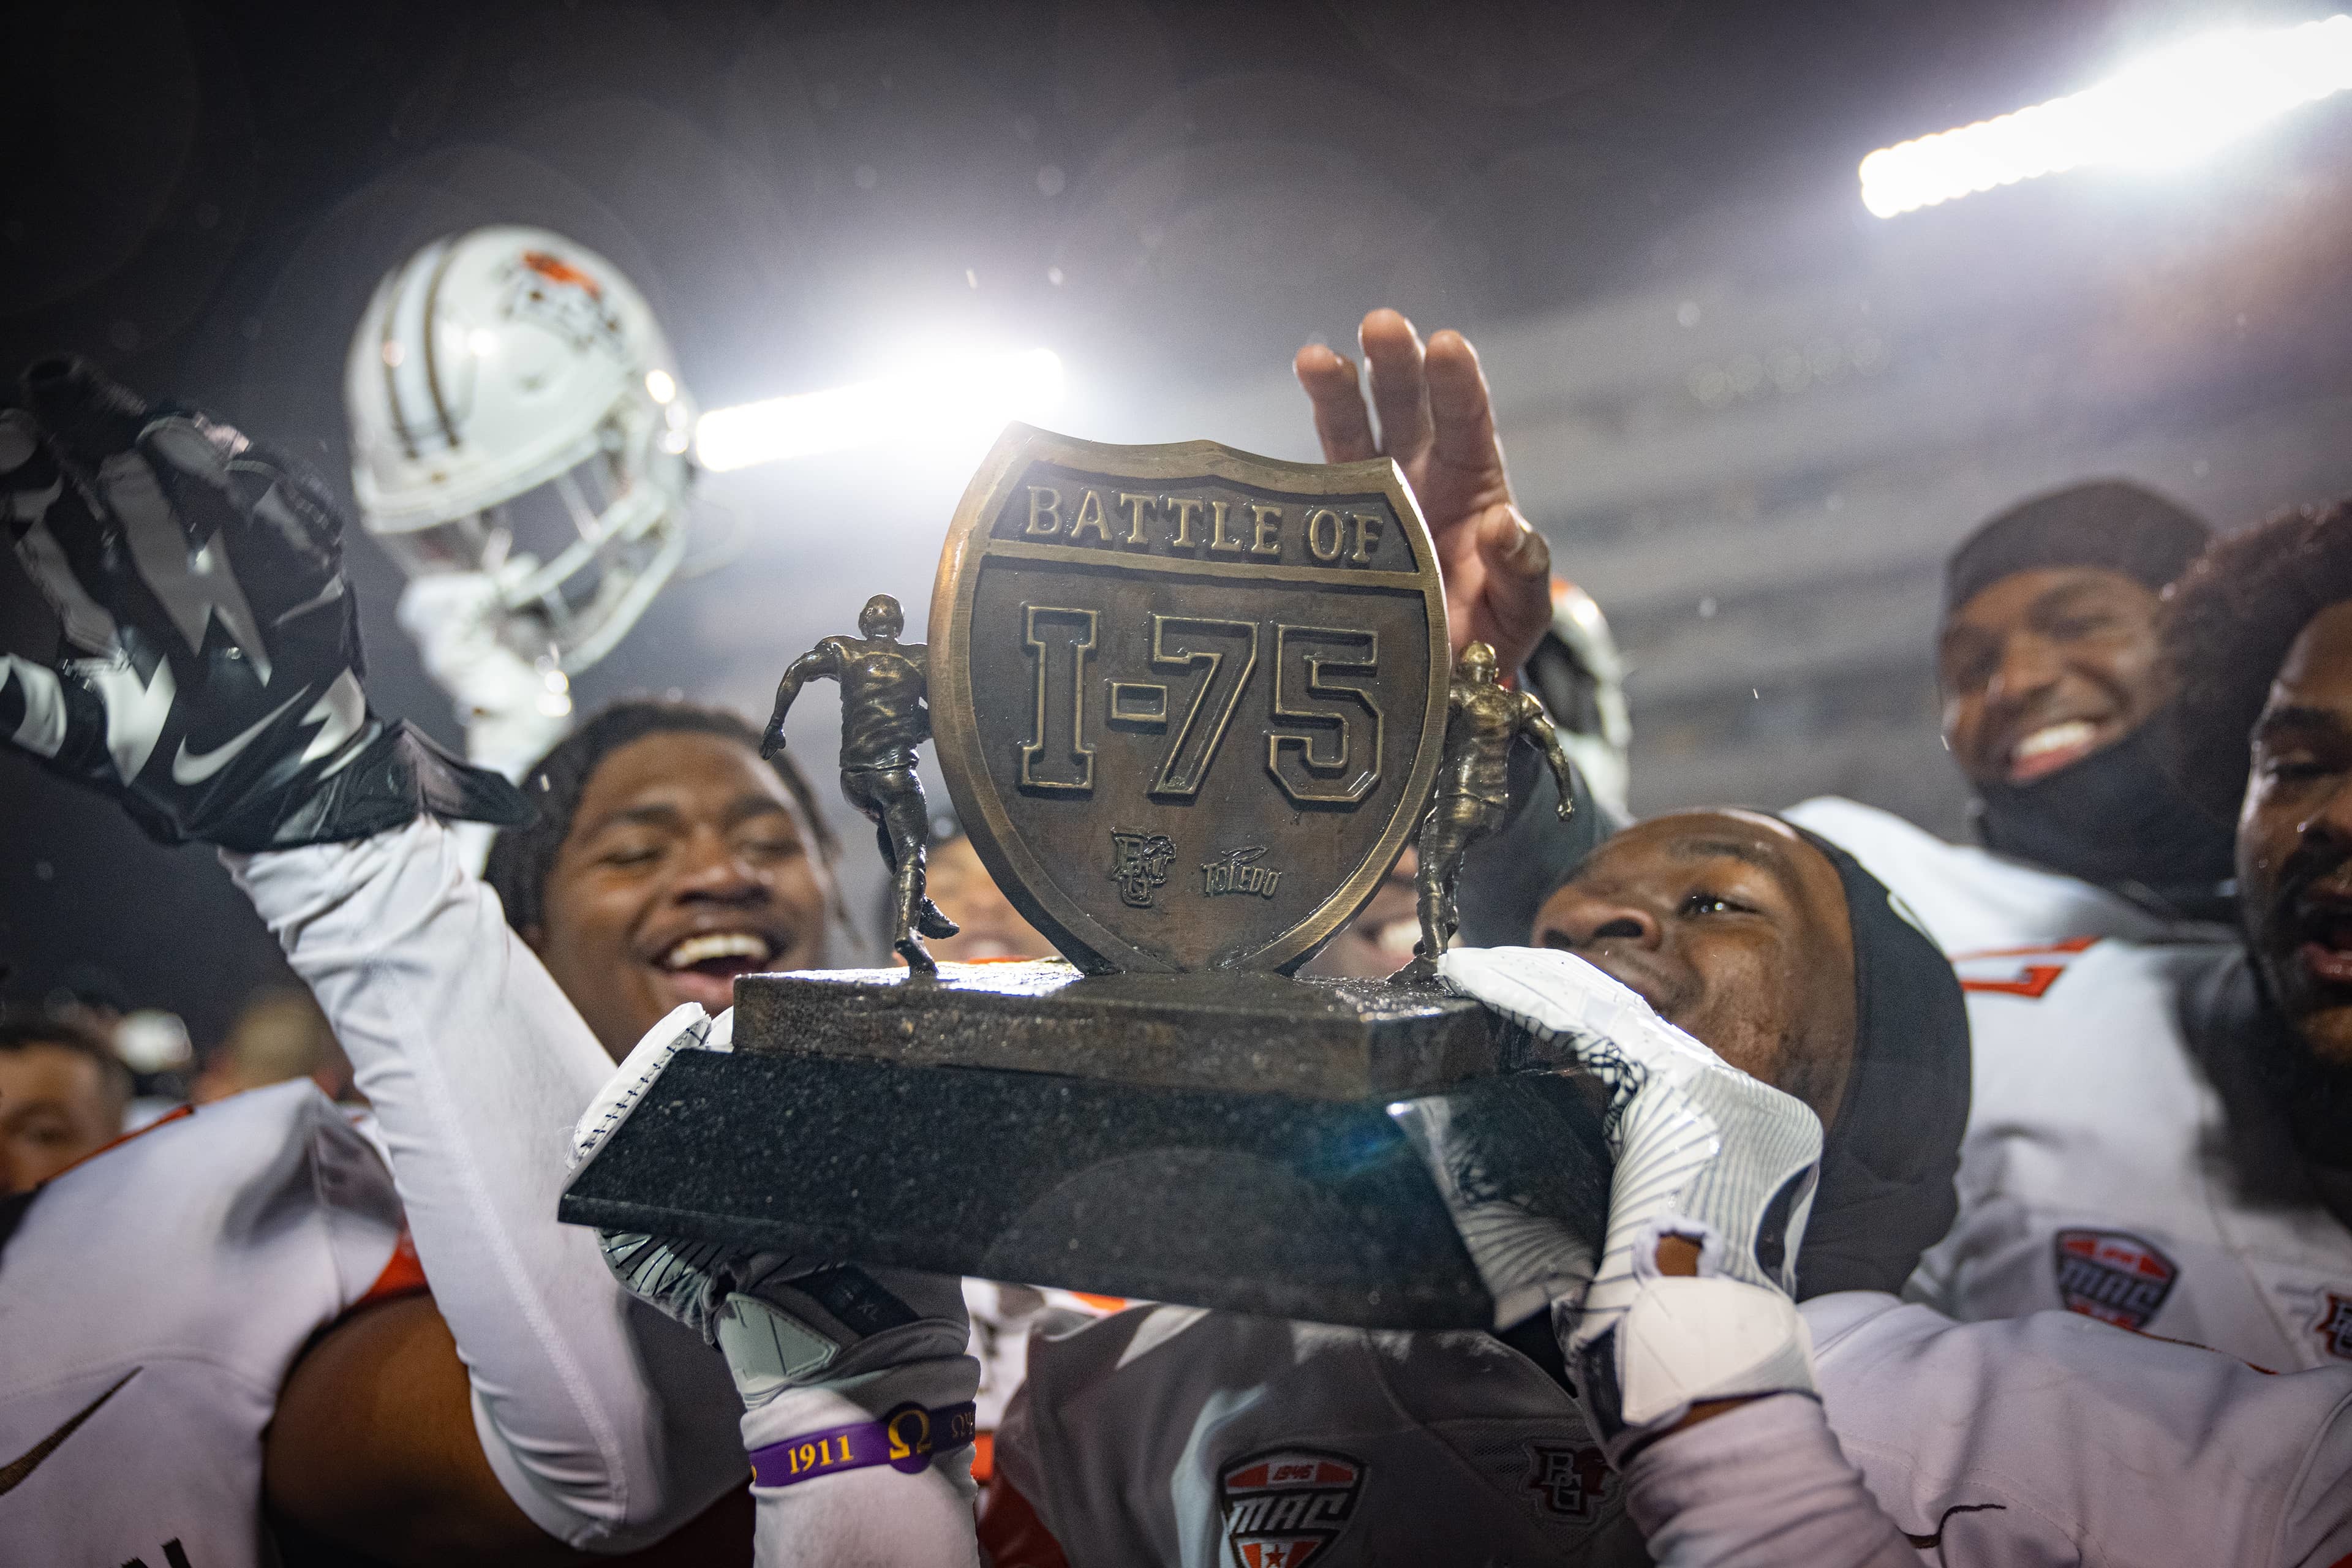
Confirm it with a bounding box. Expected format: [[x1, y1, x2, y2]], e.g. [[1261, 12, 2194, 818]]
[[1860, 15, 2352, 217], [694, 347, 1065, 472]]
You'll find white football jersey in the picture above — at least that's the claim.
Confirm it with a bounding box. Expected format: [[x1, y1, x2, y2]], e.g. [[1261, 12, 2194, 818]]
[[965, 1279, 1126, 1482], [993, 1294, 2352, 1567], [0, 1082, 407, 1568], [1784, 797, 2352, 1370], [1918, 933, 2352, 1369], [992, 1310, 1649, 1566], [1779, 796, 2188, 953]]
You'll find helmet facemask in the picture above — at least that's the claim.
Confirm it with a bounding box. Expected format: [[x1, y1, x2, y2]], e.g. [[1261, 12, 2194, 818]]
[[346, 226, 700, 673]]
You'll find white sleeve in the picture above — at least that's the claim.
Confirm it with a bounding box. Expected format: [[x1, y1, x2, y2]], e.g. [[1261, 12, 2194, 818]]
[[1805, 1297, 2352, 1566], [1621, 1395, 1917, 1568], [2285, 1387, 2352, 1567], [228, 817, 744, 1553]]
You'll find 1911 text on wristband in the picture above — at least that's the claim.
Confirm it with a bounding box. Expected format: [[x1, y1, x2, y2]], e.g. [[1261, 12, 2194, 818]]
[[748, 1400, 979, 1489]]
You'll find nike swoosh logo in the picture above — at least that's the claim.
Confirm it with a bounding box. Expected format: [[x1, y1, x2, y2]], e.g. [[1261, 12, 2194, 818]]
[[0, 1368, 139, 1496], [172, 690, 305, 785]]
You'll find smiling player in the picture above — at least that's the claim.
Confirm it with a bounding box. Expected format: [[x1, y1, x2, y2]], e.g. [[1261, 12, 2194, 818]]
[[482, 701, 844, 1058], [1789, 479, 2230, 949], [1931, 480, 2232, 903], [1769, 483, 2294, 1340]]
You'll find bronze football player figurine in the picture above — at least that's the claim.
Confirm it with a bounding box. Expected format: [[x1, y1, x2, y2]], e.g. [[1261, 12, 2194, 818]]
[[763, 594, 959, 973], [1396, 641, 1578, 984]]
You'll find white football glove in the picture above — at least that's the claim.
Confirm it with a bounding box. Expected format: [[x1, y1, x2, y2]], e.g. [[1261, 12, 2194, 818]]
[[1384, 1074, 1608, 1333], [568, 1006, 980, 1502], [1438, 947, 1823, 1465]]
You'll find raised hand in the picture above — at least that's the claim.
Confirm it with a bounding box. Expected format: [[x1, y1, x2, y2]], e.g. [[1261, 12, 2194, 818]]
[[1295, 310, 1553, 673], [0, 357, 525, 850]]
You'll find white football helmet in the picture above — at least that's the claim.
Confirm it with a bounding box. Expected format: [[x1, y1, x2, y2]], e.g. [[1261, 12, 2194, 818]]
[[344, 225, 698, 671]]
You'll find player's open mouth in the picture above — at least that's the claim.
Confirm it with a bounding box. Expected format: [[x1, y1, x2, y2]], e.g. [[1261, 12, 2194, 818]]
[[654, 931, 782, 1008], [660, 930, 777, 976], [2290, 894, 2352, 987], [2005, 718, 2106, 784]]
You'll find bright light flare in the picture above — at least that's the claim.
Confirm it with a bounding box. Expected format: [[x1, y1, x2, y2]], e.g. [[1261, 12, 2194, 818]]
[[693, 347, 1065, 472], [1860, 15, 2352, 217]]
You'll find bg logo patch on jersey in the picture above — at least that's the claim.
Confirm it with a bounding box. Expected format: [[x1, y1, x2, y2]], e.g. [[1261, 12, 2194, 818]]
[[2053, 1229, 2177, 1330], [2314, 1292, 2352, 1360], [1523, 1441, 1613, 1521], [1219, 1448, 1364, 1567]]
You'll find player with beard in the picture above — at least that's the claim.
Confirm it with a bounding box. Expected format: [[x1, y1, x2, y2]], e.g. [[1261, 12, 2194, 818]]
[[1836, 500, 2352, 1366], [590, 809, 2352, 1565], [2166, 503, 2352, 1169], [0, 360, 778, 1564]]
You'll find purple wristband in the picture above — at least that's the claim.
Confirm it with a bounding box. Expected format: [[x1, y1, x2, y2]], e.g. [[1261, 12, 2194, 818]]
[[748, 1400, 978, 1489]]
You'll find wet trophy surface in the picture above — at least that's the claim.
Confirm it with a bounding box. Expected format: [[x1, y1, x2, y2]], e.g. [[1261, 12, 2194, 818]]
[[562, 425, 1608, 1330]]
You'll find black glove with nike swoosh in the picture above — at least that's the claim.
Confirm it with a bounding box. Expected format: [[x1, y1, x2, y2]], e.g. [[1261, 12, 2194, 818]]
[[0, 356, 528, 851]]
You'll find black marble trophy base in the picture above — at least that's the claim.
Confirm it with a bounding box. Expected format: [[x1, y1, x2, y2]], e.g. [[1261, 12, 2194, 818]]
[[559, 960, 1611, 1330]]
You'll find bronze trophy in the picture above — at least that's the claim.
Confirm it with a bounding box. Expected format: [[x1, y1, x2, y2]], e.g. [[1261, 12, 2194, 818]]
[[1399, 639, 1581, 984], [562, 427, 1608, 1330]]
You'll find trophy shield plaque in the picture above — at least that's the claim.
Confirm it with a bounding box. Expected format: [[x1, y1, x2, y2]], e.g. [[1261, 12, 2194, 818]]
[[561, 428, 1610, 1331], [930, 425, 1448, 974]]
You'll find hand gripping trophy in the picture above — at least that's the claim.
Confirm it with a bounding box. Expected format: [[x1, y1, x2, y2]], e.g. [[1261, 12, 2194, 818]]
[[762, 594, 958, 972], [1398, 640, 1578, 983]]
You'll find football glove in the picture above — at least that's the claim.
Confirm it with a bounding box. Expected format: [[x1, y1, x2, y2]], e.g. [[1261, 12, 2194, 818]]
[[1435, 946, 1823, 1464], [570, 1006, 980, 1497], [396, 571, 574, 783], [0, 357, 526, 850]]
